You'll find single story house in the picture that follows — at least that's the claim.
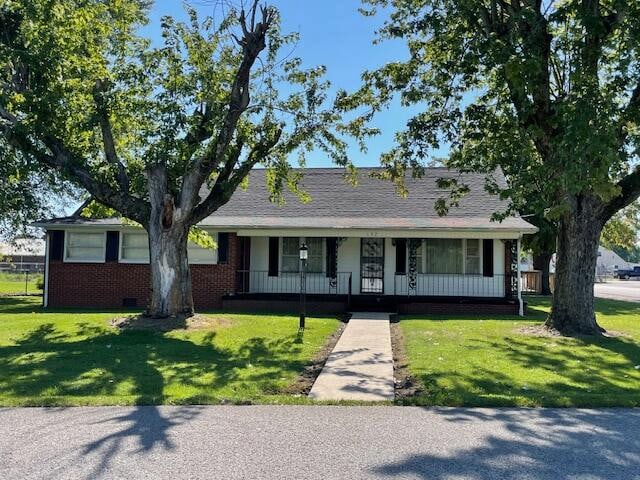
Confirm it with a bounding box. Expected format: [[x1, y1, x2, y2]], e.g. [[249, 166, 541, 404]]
[[35, 167, 537, 315]]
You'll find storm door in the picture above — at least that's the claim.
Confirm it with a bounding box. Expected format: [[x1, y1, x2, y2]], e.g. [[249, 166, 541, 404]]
[[360, 238, 384, 294]]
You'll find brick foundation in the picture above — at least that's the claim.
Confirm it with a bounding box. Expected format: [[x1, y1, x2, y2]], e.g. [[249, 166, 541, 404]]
[[47, 234, 239, 310]]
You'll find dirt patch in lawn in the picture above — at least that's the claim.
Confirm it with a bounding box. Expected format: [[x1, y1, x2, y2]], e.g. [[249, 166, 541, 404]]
[[110, 313, 233, 332], [282, 319, 347, 396], [390, 322, 423, 401], [516, 324, 629, 338]]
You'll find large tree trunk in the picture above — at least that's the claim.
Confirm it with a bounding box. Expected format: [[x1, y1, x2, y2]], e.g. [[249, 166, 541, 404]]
[[145, 167, 195, 318], [533, 251, 553, 295], [545, 196, 604, 335], [146, 221, 194, 318]]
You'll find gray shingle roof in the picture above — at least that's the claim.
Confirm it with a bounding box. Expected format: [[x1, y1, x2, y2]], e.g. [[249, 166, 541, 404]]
[[35, 167, 536, 232]]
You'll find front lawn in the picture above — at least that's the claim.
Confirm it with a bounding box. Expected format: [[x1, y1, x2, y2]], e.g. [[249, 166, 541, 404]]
[[0, 272, 43, 296], [399, 297, 640, 407], [0, 297, 339, 406]]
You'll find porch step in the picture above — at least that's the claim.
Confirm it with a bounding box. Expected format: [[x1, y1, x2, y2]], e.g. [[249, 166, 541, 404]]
[[349, 295, 397, 312]]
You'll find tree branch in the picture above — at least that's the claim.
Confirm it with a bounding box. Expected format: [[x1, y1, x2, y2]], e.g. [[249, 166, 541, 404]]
[[2, 123, 148, 224], [190, 127, 282, 224], [93, 79, 130, 193], [601, 166, 640, 222], [179, 2, 276, 213]]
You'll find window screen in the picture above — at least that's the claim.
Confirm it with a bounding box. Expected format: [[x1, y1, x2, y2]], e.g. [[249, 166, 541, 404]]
[[424, 239, 463, 274], [65, 232, 105, 262]]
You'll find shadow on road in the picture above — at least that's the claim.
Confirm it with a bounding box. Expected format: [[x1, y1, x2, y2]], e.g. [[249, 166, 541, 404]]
[[374, 408, 640, 479]]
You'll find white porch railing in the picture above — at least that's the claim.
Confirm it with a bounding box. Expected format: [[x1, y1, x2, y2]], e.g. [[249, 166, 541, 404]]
[[394, 273, 507, 298]]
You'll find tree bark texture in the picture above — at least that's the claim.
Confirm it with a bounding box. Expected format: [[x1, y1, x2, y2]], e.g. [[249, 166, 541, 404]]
[[546, 196, 604, 335]]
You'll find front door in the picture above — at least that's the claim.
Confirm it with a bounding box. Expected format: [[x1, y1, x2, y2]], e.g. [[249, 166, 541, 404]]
[[361, 238, 384, 294]]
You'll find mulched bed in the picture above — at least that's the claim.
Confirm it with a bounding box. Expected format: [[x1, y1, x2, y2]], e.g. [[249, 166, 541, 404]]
[[282, 318, 348, 397], [110, 313, 232, 332], [390, 321, 423, 401]]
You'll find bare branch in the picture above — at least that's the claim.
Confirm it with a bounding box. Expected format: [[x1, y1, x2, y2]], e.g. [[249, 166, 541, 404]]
[[190, 127, 282, 224], [93, 79, 130, 192], [179, 3, 275, 212]]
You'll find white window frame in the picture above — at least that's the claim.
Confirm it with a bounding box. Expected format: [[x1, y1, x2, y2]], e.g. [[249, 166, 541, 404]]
[[119, 231, 150, 264], [410, 238, 483, 275], [63, 230, 107, 263], [280, 236, 325, 274], [464, 238, 483, 276], [118, 230, 219, 265], [187, 233, 219, 265]]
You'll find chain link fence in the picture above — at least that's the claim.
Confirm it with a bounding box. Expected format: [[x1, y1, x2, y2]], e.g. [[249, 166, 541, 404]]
[[0, 262, 45, 296]]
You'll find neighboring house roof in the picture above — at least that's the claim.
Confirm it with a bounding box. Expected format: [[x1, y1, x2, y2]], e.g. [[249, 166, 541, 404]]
[[34, 167, 536, 233], [0, 238, 46, 257]]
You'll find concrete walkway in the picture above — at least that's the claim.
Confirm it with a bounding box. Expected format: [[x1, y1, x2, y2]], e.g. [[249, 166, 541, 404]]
[[308, 312, 394, 401]]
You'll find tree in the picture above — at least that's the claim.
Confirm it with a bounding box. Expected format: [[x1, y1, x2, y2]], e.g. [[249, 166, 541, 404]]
[[346, 0, 640, 334], [0, 1, 352, 317], [601, 202, 640, 253]]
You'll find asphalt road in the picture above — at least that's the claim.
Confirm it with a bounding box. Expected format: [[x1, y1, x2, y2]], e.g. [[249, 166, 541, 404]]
[[594, 279, 640, 302], [1, 406, 639, 480]]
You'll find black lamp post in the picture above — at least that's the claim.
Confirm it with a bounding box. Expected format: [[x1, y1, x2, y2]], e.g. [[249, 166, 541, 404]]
[[299, 243, 308, 330]]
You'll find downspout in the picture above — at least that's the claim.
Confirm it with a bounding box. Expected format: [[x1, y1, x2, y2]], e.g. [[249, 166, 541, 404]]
[[517, 236, 523, 316], [43, 231, 50, 308]]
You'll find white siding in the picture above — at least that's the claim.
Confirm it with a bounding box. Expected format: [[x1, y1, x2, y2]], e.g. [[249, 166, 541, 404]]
[[243, 236, 506, 298]]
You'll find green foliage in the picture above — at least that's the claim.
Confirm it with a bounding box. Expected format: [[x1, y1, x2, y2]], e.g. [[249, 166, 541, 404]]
[[0, 1, 358, 227], [347, 0, 640, 220], [601, 202, 640, 251]]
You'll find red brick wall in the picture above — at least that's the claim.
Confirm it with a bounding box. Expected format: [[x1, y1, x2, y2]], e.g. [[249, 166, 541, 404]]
[[47, 234, 239, 310]]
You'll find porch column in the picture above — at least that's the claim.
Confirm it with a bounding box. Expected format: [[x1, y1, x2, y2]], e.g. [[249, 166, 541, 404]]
[[517, 236, 523, 316]]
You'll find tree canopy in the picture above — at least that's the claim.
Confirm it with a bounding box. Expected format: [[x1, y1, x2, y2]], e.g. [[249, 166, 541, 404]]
[[346, 0, 640, 333], [0, 0, 357, 316]]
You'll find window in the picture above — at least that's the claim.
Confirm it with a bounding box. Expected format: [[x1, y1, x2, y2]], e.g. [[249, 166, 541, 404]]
[[120, 232, 218, 264], [424, 239, 463, 274], [188, 240, 217, 264], [465, 239, 481, 274], [120, 233, 149, 262], [282, 237, 300, 272], [281, 237, 324, 273], [306, 237, 324, 273], [65, 232, 105, 262]]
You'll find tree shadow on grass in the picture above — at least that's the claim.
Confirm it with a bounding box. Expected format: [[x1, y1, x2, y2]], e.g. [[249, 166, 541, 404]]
[[0, 321, 308, 404], [0, 320, 311, 477], [373, 408, 640, 479], [410, 333, 640, 407]]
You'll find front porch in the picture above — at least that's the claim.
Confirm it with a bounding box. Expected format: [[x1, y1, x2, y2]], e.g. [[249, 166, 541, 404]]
[[225, 234, 524, 315]]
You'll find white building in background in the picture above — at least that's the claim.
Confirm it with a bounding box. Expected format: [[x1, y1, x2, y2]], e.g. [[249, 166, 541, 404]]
[[595, 246, 638, 274], [522, 245, 638, 275]]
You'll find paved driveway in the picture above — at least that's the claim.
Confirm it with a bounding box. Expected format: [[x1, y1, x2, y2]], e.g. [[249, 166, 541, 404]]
[[1, 406, 639, 479], [595, 279, 640, 302]]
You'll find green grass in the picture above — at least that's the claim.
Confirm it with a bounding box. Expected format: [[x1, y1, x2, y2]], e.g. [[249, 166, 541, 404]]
[[0, 296, 339, 406], [400, 297, 640, 407], [0, 272, 43, 295]]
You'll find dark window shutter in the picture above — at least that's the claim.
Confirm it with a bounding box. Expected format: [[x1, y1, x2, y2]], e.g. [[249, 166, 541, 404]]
[[395, 238, 407, 274], [326, 238, 337, 277], [105, 231, 120, 262], [268, 237, 279, 277], [217, 233, 229, 264], [483, 239, 494, 277], [49, 231, 64, 261]]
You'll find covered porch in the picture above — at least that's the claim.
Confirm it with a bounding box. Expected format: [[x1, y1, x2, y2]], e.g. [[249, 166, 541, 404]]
[[225, 231, 525, 315]]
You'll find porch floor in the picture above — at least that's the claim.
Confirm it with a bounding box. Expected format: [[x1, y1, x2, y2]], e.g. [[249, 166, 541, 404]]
[[308, 312, 394, 402]]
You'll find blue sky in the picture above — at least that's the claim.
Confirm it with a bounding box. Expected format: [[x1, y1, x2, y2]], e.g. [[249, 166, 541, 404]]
[[145, 0, 440, 167]]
